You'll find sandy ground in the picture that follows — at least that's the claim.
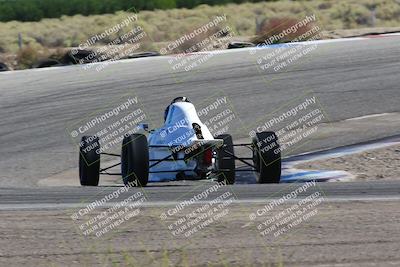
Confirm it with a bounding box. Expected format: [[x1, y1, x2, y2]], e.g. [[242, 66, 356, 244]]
[[0, 201, 399, 267], [297, 145, 400, 181], [321, 27, 400, 39]]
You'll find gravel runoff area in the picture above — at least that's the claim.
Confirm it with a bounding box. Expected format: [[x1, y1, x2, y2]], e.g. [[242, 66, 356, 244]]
[[297, 144, 400, 181]]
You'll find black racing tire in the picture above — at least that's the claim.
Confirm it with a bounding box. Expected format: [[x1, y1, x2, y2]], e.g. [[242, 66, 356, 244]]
[[121, 134, 149, 187], [252, 131, 281, 184], [63, 49, 94, 64], [32, 59, 62, 68], [79, 136, 100, 186], [216, 134, 235, 184], [0, 62, 10, 72]]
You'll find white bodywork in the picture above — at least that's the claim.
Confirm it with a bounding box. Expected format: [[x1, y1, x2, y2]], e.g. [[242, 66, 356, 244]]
[[148, 102, 218, 182]]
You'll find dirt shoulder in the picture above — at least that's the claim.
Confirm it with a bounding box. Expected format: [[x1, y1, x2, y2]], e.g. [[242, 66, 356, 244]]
[[297, 144, 400, 181], [1, 201, 399, 266], [321, 27, 400, 39]]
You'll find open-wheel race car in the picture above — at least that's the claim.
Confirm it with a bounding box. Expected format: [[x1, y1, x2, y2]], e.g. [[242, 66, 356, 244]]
[[79, 97, 281, 186]]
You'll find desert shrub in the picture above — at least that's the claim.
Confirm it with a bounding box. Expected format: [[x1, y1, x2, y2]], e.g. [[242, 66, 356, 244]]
[[318, 2, 332, 10], [170, 23, 226, 53], [235, 18, 254, 35], [17, 45, 40, 68], [376, 2, 400, 21], [252, 17, 318, 45], [0, 0, 399, 54], [330, 2, 372, 28]]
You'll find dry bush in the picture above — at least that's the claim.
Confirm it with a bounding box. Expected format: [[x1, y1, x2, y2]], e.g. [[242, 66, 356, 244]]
[[49, 47, 68, 61], [318, 2, 332, 10], [330, 2, 371, 28], [252, 17, 318, 45], [376, 1, 400, 22], [169, 24, 227, 54], [16, 43, 55, 69], [17, 45, 39, 68]]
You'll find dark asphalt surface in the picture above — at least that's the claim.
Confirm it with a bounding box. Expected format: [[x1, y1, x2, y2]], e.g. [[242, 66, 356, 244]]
[[0, 180, 399, 208], [0, 35, 400, 191]]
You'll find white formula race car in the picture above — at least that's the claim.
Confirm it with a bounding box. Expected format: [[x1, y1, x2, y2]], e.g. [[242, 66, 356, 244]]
[[79, 97, 281, 186]]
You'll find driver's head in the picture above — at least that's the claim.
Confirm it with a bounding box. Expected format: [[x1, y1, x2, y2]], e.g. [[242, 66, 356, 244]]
[[164, 97, 191, 122], [171, 96, 190, 104]]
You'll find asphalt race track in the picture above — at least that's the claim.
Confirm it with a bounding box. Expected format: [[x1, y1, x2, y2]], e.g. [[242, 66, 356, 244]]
[[0, 36, 400, 193], [0, 180, 399, 210], [1, 34, 400, 266]]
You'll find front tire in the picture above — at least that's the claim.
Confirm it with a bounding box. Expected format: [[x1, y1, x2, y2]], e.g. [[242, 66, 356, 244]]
[[79, 136, 100, 186], [216, 134, 235, 184], [121, 134, 149, 187], [252, 132, 281, 183]]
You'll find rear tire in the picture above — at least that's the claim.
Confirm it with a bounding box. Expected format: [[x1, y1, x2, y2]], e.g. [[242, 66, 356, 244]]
[[252, 132, 281, 183], [121, 134, 149, 187], [216, 134, 235, 184], [79, 136, 100, 186]]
